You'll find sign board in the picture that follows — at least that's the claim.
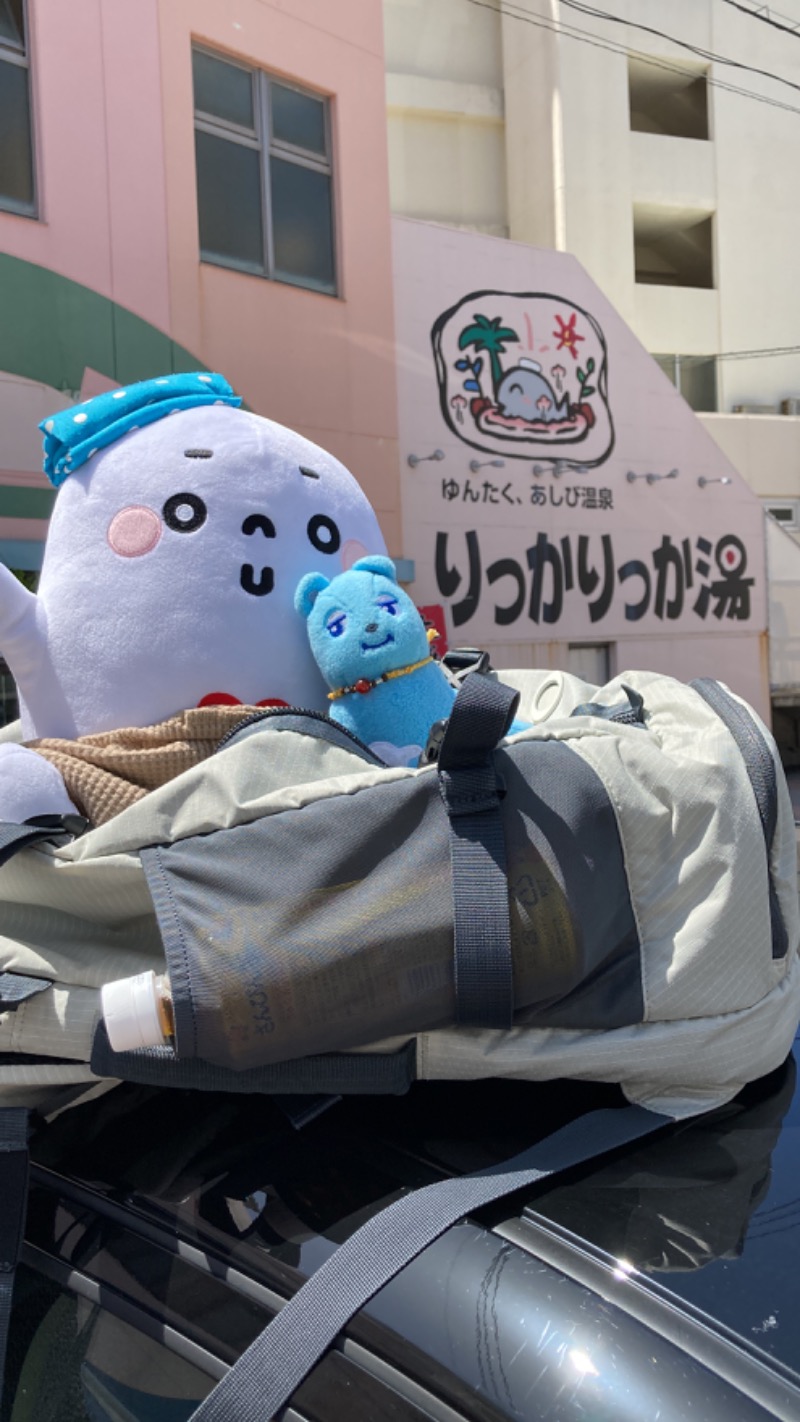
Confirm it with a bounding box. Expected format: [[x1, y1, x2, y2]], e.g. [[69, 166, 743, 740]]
[[394, 219, 766, 649]]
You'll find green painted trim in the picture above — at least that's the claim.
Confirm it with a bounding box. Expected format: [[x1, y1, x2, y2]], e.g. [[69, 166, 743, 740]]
[[0, 486, 55, 518], [0, 539, 44, 571], [0, 253, 205, 394]]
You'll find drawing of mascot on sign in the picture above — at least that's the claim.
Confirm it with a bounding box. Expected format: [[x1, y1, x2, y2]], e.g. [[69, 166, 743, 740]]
[[432, 291, 614, 468]]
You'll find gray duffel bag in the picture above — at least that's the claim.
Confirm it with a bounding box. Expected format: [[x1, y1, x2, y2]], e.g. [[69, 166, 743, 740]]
[[0, 664, 797, 1121]]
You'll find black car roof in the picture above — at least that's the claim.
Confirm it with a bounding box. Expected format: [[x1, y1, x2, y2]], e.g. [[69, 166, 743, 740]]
[[531, 1054, 799, 1360], [26, 1042, 800, 1416]]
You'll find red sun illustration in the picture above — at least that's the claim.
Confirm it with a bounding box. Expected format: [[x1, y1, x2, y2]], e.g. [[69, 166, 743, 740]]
[[553, 312, 585, 360]]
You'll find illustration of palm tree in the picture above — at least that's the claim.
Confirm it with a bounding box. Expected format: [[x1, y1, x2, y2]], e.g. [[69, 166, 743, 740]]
[[458, 314, 519, 399]]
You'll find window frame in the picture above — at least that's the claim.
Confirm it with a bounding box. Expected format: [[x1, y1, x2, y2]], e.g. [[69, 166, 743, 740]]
[[766, 500, 800, 532], [653, 352, 718, 413], [0, 0, 37, 219], [627, 55, 710, 141], [567, 642, 613, 684], [0, 654, 19, 726], [192, 44, 338, 296]]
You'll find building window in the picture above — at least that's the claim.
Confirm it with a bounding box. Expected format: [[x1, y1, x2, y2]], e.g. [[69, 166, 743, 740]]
[[0, 657, 18, 726], [766, 501, 800, 531], [192, 47, 336, 296], [567, 643, 611, 684], [654, 354, 718, 412], [628, 56, 709, 140], [634, 211, 714, 290], [0, 0, 35, 216]]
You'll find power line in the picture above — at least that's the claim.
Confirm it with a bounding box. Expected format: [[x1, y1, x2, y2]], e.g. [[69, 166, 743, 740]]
[[718, 345, 800, 360], [560, 0, 800, 97], [464, 0, 800, 121], [720, 0, 800, 38], [674, 346, 800, 360], [662, 348, 800, 364], [457, 0, 800, 367]]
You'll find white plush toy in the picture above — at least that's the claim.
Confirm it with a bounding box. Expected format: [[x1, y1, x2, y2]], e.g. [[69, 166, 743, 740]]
[[0, 372, 386, 822]]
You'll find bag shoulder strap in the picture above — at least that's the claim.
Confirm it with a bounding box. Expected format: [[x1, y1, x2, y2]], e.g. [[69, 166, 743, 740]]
[[189, 1102, 670, 1422], [0, 1107, 30, 1413], [0, 815, 89, 869], [437, 672, 520, 1030]]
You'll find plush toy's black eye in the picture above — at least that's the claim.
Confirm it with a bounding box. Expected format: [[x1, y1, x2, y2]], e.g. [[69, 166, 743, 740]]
[[307, 514, 340, 554], [163, 493, 207, 533]]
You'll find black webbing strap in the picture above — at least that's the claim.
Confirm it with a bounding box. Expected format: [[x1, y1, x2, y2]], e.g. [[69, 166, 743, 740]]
[[691, 677, 787, 960], [0, 974, 53, 1011], [0, 822, 64, 869], [189, 1103, 670, 1422], [0, 1108, 29, 1413], [436, 673, 521, 1029], [0, 815, 89, 869], [571, 684, 646, 727], [91, 1023, 416, 1097]]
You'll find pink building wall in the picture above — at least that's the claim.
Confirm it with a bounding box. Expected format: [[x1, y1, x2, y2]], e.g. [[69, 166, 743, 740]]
[[1, 0, 172, 329], [0, 0, 401, 552], [157, 0, 400, 545]]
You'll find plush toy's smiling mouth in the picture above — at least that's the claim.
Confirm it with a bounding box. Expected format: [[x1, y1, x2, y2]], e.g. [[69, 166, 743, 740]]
[[361, 633, 394, 651], [241, 564, 274, 596], [241, 513, 276, 597]]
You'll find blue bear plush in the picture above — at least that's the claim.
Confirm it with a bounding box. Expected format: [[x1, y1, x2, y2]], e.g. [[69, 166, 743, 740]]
[[295, 556, 457, 766]]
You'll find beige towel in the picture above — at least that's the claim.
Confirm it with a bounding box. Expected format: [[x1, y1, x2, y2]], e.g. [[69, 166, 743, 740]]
[[30, 705, 262, 826]]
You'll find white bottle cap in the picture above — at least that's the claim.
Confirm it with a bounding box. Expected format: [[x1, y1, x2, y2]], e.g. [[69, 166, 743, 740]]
[[101, 971, 165, 1052]]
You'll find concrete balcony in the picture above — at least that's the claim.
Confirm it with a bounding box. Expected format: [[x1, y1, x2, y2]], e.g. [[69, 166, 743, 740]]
[[699, 413, 800, 501], [633, 283, 719, 355], [630, 131, 716, 214]]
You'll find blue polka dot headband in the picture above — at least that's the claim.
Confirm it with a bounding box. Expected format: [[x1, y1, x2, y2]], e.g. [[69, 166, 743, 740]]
[[39, 372, 242, 487]]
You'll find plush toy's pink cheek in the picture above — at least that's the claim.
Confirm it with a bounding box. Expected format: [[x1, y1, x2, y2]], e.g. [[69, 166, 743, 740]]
[[107, 506, 163, 558], [341, 539, 369, 571]]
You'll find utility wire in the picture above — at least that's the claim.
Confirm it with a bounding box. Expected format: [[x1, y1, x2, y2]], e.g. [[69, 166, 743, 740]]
[[459, 0, 800, 365], [464, 0, 800, 120], [720, 0, 800, 38], [560, 0, 800, 97], [719, 346, 800, 360], [673, 347, 800, 361]]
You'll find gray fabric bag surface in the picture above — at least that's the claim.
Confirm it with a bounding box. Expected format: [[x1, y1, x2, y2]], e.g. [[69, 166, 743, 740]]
[[0, 665, 798, 1121]]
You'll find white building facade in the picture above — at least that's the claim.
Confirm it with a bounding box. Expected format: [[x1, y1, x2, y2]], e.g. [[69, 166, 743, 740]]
[[385, 0, 800, 748]]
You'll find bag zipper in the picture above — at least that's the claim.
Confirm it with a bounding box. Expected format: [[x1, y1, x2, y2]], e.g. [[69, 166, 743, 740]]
[[214, 705, 390, 766]]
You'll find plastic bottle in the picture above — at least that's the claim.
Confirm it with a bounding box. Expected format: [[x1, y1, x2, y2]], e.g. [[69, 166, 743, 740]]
[[101, 970, 174, 1052]]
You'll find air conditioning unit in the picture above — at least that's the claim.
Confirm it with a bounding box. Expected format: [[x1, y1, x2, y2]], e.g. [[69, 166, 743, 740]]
[[732, 403, 779, 414], [781, 398, 800, 416]]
